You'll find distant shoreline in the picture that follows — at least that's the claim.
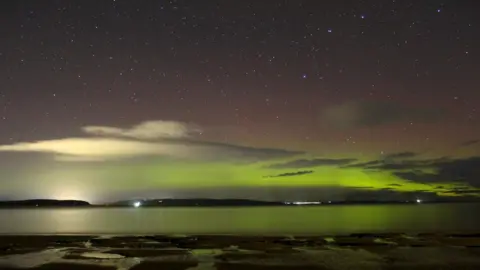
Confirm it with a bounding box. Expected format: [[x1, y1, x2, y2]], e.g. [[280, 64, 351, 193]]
[[0, 199, 478, 209]]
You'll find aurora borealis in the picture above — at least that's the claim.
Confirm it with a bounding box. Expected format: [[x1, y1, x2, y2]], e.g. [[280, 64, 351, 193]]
[[0, 1, 479, 203]]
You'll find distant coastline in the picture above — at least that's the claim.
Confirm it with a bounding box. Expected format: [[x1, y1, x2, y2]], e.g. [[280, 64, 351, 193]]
[[0, 198, 478, 208]]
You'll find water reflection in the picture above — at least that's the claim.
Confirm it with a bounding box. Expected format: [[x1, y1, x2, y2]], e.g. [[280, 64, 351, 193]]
[[0, 204, 477, 235]]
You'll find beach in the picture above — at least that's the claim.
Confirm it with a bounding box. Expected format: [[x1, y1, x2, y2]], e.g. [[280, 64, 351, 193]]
[[0, 233, 479, 269]]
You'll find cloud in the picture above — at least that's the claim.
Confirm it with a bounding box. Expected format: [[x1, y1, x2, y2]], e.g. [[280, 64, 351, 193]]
[[267, 158, 356, 169], [343, 160, 383, 169], [348, 156, 480, 189], [0, 138, 183, 161], [449, 188, 480, 195], [54, 155, 111, 162], [195, 141, 304, 162], [347, 157, 451, 171], [388, 183, 403, 187], [82, 120, 201, 139], [0, 121, 303, 163], [460, 139, 479, 147], [393, 171, 440, 184], [321, 100, 444, 129], [392, 157, 480, 187], [265, 170, 314, 178], [344, 153, 420, 170], [383, 151, 418, 160]]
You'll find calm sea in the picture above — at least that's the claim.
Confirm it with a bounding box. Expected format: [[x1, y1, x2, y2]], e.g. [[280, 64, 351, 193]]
[[0, 204, 479, 235]]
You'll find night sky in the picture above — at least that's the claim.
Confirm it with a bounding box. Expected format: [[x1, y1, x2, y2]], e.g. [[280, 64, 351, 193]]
[[1, 0, 479, 203]]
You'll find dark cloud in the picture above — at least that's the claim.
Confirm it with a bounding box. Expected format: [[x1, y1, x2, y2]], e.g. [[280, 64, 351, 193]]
[[393, 172, 439, 184], [382, 157, 480, 188], [460, 139, 479, 147], [449, 189, 480, 195], [383, 151, 418, 160], [146, 137, 306, 162], [348, 157, 450, 171], [349, 186, 376, 189], [322, 100, 444, 129], [265, 170, 314, 178], [346, 160, 415, 170], [343, 160, 383, 169], [343, 156, 480, 193], [267, 158, 356, 169], [193, 141, 305, 162], [388, 183, 403, 187], [344, 153, 420, 170]]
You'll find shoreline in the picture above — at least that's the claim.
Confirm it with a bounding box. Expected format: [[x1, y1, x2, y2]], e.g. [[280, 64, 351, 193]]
[[0, 233, 479, 269], [0, 200, 479, 209]]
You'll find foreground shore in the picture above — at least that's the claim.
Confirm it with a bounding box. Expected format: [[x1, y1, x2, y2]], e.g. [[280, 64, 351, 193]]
[[0, 233, 479, 269]]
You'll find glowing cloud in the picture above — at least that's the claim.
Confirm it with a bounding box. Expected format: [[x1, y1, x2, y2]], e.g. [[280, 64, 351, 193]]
[[0, 121, 302, 162], [0, 138, 178, 160]]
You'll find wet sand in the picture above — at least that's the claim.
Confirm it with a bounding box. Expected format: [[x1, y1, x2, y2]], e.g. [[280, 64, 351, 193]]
[[0, 233, 479, 269]]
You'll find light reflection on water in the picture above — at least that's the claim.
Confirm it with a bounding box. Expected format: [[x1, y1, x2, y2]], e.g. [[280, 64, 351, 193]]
[[0, 204, 479, 235]]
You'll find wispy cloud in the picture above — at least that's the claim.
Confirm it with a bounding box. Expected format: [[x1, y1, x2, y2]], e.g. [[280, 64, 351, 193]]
[[460, 139, 479, 147], [343, 160, 383, 169], [321, 100, 444, 129], [265, 170, 314, 178], [267, 158, 356, 169], [383, 151, 418, 160], [83, 120, 201, 139], [0, 121, 302, 163]]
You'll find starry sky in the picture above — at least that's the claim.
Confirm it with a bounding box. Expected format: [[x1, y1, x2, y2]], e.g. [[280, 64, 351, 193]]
[[1, 0, 479, 203]]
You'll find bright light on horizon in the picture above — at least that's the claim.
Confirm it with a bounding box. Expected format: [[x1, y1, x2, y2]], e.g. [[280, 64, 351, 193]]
[[416, 199, 422, 203], [133, 201, 142, 208], [287, 201, 321, 205]]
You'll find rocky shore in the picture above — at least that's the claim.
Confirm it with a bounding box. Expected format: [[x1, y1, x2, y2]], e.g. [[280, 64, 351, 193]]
[[0, 233, 479, 269]]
